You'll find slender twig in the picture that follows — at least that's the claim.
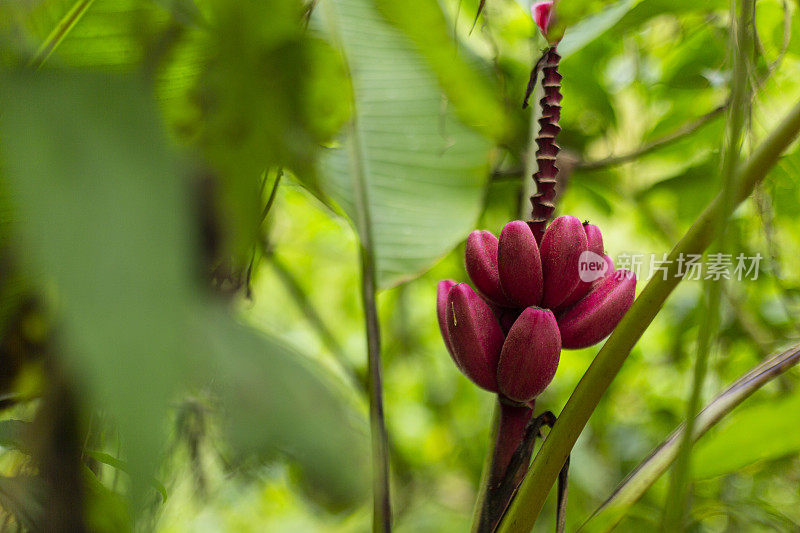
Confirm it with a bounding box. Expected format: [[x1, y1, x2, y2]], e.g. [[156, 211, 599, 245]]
[[303, 0, 319, 26], [497, 103, 727, 179], [580, 341, 800, 532], [259, 169, 283, 223], [576, 104, 728, 171], [497, 91, 800, 533], [661, 1, 752, 527], [754, 186, 799, 327], [27, 0, 96, 70], [555, 456, 570, 533], [361, 235, 391, 533], [245, 169, 283, 298], [500, 97, 728, 180], [471, 0, 487, 34]]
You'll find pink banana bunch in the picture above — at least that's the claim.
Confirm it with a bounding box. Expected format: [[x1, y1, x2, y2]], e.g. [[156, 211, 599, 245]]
[[437, 216, 636, 403]]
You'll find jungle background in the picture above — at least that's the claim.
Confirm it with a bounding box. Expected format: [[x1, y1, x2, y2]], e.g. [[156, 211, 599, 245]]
[[1, 0, 800, 531]]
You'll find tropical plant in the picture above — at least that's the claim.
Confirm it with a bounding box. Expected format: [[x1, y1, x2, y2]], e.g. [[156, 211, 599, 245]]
[[1, 0, 799, 531]]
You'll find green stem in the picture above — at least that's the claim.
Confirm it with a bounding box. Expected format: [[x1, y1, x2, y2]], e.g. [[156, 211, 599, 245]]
[[496, 94, 800, 533], [322, 1, 391, 529], [362, 242, 391, 533], [661, 1, 753, 527]]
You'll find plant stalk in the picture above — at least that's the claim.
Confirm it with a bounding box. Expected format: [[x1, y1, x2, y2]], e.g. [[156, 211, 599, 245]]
[[528, 46, 562, 241], [477, 400, 534, 532], [321, 1, 391, 528], [362, 245, 391, 532]]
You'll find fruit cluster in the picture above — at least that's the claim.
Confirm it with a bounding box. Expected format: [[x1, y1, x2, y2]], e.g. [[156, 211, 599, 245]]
[[437, 216, 636, 403]]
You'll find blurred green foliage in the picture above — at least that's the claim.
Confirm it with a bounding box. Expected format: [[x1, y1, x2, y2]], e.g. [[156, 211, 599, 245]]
[[0, 0, 799, 531]]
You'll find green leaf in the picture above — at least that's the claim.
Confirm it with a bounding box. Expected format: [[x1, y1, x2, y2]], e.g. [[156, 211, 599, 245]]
[[196, 306, 370, 509], [615, 0, 727, 34], [0, 0, 171, 69], [691, 392, 800, 480], [558, 0, 642, 59], [156, 0, 353, 262], [314, 0, 493, 288], [0, 70, 370, 510], [635, 160, 719, 222], [582, 343, 800, 532], [0, 71, 195, 503], [84, 450, 168, 503], [375, 0, 513, 143], [3, 0, 354, 276], [82, 465, 132, 532]]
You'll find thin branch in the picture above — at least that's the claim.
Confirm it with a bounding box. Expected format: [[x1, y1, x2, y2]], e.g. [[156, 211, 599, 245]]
[[555, 456, 570, 533], [576, 104, 727, 171], [245, 169, 283, 298], [471, 0, 487, 34], [361, 234, 391, 533], [303, 0, 319, 26], [28, 0, 96, 70], [497, 92, 800, 533], [259, 169, 283, 223]]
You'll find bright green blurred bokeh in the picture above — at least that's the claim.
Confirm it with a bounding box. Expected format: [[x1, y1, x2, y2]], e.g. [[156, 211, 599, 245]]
[[1, 0, 800, 531]]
